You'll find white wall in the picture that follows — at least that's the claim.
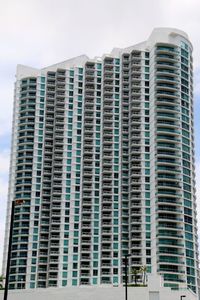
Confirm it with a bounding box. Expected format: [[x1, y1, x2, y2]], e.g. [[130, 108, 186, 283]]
[[0, 286, 197, 300], [0, 275, 197, 300]]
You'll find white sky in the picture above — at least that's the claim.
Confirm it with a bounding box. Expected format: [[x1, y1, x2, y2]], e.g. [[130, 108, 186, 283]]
[[1, 0, 200, 271]]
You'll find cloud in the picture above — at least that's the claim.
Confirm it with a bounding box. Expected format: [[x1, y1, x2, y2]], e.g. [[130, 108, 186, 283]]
[[0, 150, 9, 271], [0, 72, 14, 139], [195, 161, 200, 235], [0, 220, 5, 274], [0, 150, 10, 175], [0, 175, 7, 220], [0, 149, 9, 205], [0, 0, 199, 67], [194, 69, 200, 99]]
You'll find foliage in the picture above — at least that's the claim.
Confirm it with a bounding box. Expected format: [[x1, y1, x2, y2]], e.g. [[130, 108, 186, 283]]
[[140, 265, 147, 285], [131, 268, 140, 285], [130, 265, 147, 286], [0, 275, 5, 290]]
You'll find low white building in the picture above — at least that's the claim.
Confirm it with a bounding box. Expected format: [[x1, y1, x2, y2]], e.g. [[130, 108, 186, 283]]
[[0, 275, 197, 300]]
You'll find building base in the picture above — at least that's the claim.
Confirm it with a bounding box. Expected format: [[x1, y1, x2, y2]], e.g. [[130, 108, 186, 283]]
[[0, 275, 197, 300]]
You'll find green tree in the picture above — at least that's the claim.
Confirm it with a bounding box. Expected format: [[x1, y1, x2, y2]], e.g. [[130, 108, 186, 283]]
[[0, 275, 5, 290], [140, 265, 147, 285], [131, 268, 140, 285]]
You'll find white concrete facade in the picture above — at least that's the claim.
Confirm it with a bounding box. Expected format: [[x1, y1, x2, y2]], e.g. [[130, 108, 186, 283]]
[[0, 275, 197, 300]]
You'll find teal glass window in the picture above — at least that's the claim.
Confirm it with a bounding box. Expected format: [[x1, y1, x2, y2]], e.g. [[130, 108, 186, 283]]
[[62, 280, 67, 286], [30, 274, 35, 280], [146, 216, 150, 222], [146, 224, 151, 230], [114, 227, 118, 233], [146, 232, 151, 239], [186, 241, 193, 249], [73, 255, 78, 261], [113, 243, 118, 249], [31, 266, 36, 272], [72, 279, 77, 286]]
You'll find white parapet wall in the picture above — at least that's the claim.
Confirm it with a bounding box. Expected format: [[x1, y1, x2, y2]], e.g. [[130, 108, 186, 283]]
[[0, 275, 197, 300]]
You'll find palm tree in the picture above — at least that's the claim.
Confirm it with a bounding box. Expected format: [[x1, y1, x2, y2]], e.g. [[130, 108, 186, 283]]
[[0, 275, 5, 290], [140, 265, 147, 285], [131, 268, 140, 285], [143, 265, 147, 285]]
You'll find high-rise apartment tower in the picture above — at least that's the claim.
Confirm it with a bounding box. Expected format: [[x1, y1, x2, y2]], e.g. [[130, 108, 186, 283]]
[[3, 28, 199, 294]]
